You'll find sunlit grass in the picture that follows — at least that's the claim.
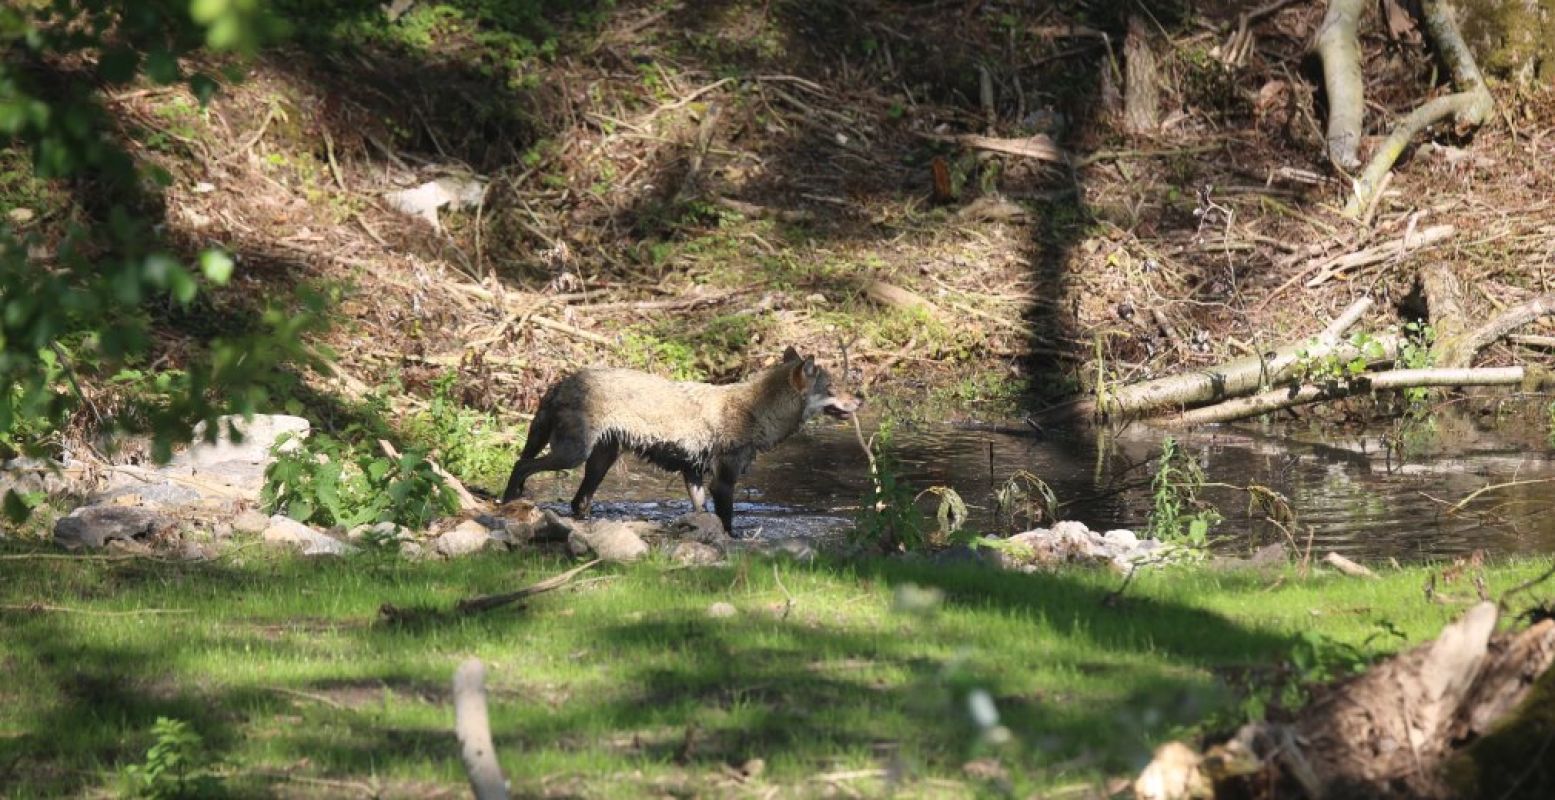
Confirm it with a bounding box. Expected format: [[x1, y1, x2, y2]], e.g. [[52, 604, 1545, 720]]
[[1, 545, 1549, 797]]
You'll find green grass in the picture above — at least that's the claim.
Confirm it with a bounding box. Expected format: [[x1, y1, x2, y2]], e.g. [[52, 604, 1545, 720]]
[[1, 545, 1550, 797]]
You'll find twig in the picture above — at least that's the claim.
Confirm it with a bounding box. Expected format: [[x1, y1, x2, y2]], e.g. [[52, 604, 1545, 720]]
[[456, 559, 602, 614], [1323, 551, 1378, 579], [267, 686, 347, 710], [0, 603, 192, 615], [1444, 478, 1555, 515]]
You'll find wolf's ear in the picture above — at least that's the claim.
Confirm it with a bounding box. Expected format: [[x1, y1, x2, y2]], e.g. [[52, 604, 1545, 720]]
[[802, 355, 817, 377], [783, 345, 801, 362], [788, 359, 811, 391]]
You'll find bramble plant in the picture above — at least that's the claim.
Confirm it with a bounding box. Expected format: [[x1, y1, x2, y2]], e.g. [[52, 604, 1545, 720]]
[[262, 433, 458, 530], [1147, 437, 1221, 552], [121, 717, 220, 799], [853, 419, 929, 552]]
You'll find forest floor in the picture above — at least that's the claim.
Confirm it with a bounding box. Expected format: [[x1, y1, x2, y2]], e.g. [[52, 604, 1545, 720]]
[[2, 546, 1550, 798], [9, 0, 1555, 479]]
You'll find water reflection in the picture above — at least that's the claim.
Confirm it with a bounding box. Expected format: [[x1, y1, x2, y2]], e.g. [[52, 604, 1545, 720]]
[[521, 406, 1555, 561]]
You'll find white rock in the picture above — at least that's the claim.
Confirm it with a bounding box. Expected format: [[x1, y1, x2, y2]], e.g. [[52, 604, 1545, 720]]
[[707, 602, 738, 619], [177, 414, 310, 468], [435, 520, 492, 557], [1103, 529, 1139, 547], [262, 515, 354, 556]]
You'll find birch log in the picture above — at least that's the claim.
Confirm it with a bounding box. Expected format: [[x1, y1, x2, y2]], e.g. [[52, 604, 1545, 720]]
[[454, 659, 509, 800]]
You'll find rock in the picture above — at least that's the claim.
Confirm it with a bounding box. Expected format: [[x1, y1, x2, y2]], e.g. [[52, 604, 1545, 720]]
[[177, 414, 310, 468], [383, 176, 487, 231], [400, 541, 426, 560], [535, 509, 578, 542], [262, 515, 354, 556], [1, 457, 81, 497], [669, 512, 730, 544], [669, 540, 724, 566], [349, 521, 415, 544], [435, 520, 492, 558], [211, 521, 234, 540], [1000, 522, 1160, 572], [568, 520, 651, 563], [232, 509, 270, 535], [92, 482, 204, 508], [707, 601, 738, 619], [54, 506, 171, 549], [1104, 528, 1139, 547], [179, 541, 214, 561]]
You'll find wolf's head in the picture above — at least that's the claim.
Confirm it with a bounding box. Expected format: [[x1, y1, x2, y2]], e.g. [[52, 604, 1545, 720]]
[[783, 346, 863, 421]]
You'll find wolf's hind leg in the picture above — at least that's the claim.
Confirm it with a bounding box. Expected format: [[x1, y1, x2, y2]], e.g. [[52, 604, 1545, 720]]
[[571, 440, 621, 519], [501, 428, 590, 503]]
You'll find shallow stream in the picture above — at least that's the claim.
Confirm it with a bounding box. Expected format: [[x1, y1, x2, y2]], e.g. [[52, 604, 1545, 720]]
[[521, 403, 1555, 562]]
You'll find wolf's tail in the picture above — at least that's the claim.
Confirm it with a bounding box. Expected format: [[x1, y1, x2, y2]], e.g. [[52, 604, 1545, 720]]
[[517, 386, 559, 462]]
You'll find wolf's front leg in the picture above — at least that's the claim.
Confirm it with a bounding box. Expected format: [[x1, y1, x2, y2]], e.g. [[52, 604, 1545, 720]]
[[710, 451, 754, 535]]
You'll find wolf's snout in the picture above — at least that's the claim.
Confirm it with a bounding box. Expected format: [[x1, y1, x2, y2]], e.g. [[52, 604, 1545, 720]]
[[823, 393, 863, 419]]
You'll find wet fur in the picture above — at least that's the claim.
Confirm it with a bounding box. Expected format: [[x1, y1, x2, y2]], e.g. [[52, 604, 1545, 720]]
[[501, 351, 857, 533]]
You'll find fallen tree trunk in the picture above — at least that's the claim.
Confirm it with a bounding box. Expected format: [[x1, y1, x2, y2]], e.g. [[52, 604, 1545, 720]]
[[1167, 366, 1534, 425], [1041, 297, 1376, 422]]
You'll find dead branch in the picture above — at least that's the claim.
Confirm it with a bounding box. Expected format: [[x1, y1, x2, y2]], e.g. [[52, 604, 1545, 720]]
[[456, 559, 602, 615], [1316, 0, 1366, 169], [1041, 297, 1377, 422], [1344, 0, 1494, 216], [1167, 366, 1530, 425], [1305, 224, 1455, 288], [453, 659, 510, 800], [921, 132, 1067, 162], [1323, 551, 1378, 578], [1445, 294, 1555, 368]]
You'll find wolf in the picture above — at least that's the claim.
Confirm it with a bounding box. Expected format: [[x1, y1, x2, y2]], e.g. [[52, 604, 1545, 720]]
[[501, 347, 861, 534]]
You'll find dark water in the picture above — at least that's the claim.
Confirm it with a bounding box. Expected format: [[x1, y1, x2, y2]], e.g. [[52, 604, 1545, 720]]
[[521, 405, 1555, 562]]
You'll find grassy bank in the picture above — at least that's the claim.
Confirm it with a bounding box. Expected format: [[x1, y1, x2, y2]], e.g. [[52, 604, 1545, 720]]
[[2, 545, 1550, 798]]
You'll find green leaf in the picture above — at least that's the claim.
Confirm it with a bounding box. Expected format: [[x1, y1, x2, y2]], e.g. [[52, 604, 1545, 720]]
[[3, 490, 32, 523], [289, 499, 315, 523], [98, 47, 140, 83], [199, 250, 234, 284], [145, 49, 180, 84], [188, 73, 220, 106]]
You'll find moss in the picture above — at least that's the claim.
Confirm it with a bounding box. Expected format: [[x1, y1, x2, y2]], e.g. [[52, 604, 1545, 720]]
[[1443, 653, 1555, 797], [1459, 0, 1555, 81]]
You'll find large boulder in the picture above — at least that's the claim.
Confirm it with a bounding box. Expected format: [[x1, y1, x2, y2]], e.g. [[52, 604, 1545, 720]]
[[54, 506, 172, 549], [176, 414, 310, 468]]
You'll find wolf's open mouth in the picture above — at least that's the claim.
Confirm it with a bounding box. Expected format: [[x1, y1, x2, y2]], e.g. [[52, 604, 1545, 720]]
[[823, 399, 860, 419]]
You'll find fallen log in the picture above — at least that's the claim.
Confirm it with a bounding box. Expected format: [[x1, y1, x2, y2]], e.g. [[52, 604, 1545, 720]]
[[1039, 297, 1377, 422], [1167, 366, 1532, 426]]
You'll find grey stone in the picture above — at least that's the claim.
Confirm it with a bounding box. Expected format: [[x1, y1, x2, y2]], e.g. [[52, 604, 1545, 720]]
[[669, 540, 724, 566], [669, 512, 730, 544], [535, 509, 578, 542], [569, 520, 650, 563], [707, 601, 738, 619], [349, 521, 415, 544], [232, 509, 270, 535], [1103, 528, 1139, 547], [211, 521, 234, 540], [54, 506, 170, 549], [434, 520, 492, 558], [262, 515, 355, 556], [92, 481, 203, 508]]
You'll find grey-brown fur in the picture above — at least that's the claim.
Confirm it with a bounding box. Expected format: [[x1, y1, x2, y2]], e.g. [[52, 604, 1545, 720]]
[[501, 348, 860, 534]]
